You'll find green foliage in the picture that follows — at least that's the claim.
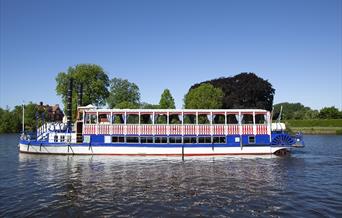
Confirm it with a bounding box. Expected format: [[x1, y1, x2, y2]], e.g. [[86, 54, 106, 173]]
[[115, 101, 139, 109], [0, 103, 46, 133], [140, 102, 160, 109], [56, 64, 109, 120], [318, 106, 342, 119], [190, 72, 275, 111], [159, 89, 175, 109], [273, 102, 319, 120], [286, 119, 342, 127], [184, 83, 223, 109], [107, 78, 140, 108]]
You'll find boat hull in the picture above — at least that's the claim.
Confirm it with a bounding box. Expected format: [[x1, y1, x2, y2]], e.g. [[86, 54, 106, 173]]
[[18, 142, 290, 156]]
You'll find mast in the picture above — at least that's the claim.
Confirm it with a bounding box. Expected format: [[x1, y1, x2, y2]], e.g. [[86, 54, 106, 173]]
[[22, 102, 25, 133]]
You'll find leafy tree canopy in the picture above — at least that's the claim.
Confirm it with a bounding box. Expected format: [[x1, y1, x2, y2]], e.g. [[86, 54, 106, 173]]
[[159, 89, 176, 109], [190, 72, 275, 111], [273, 102, 319, 120], [56, 64, 110, 118], [0, 102, 50, 133], [107, 78, 140, 108], [140, 102, 160, 109], [319, 106, 342, 119], [184, 83, 223, 109]]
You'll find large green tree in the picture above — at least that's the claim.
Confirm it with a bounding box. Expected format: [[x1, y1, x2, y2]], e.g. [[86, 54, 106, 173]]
[[107, 78, 140, 108], [190, 72, 275, 111], [56, 64, 109, 118], [0, 102, 46, 133], [159, 89, 175, 109], [319, 106, 342, 119], [273, 102, 319, 120], [184, 83, 223, 109]]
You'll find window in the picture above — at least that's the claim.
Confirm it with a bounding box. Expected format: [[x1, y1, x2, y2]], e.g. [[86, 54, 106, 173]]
[[183, 137, 196, 144], [248, 136, 256, 144], [255, 114, 266, 124], [141, 137, 153, 143], [54, 135, 58, 142], [112, 136, 125, 143], [90, 114, 97, 124], [126, 137, 139, 143], [227, 114, 238, 124], [169, 137, 182, 143], [198, 137, 211, 144], [242, 114, 253, 124], [212, 114, 225, 124], [60, 135, 65, 142], [213, 137, 226, 144], [155, 137, 167, 143]]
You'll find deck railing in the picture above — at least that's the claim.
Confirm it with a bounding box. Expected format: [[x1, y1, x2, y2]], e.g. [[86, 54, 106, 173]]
[[83, 124, 269, 135]]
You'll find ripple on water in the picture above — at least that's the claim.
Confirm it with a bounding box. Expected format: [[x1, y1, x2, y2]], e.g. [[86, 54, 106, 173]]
[[1, 135, 342, 217]]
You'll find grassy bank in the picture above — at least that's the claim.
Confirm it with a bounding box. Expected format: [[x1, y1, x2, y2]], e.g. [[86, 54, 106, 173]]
[[284, 119, 342, 135]]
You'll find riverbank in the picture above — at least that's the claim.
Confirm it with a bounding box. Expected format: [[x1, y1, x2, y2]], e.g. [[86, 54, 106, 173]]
[[285, 119, 342, 135]]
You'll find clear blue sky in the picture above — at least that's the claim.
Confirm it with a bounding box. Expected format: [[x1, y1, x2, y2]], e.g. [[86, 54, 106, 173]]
[[1, 0, 341, 110]]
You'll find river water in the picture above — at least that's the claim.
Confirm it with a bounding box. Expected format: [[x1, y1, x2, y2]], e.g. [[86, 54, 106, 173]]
[[0, 134, 341, 217]]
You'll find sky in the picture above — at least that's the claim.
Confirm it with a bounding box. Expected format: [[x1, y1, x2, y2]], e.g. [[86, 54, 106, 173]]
[[1, 0, 341, 110]]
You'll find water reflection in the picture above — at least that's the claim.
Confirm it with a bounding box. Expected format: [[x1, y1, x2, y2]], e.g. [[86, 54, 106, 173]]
[[16, 154, 294, 216]]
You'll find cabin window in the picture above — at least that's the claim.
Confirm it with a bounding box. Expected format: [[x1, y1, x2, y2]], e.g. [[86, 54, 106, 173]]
[[141, 137, 153, 143], [242, 114, 254, 124], [227, 114, 238, 124], [90, 114, 97, 124], [169, 114, 181, 124], [213, 137, 226, 144], [183, 114, 196, 124], [198, 137, 212, 144], [255, 114, 266, 124], [126, 137, 139, 143], [154, 114, 168, 124], [248, 136, 256, 144], [140, 114, 153, 124], [112, 136, 124, 143], [112, 114, 125, 124], [169, 137, 182, 144], [183, 137, 196, 144], [126, 114, 139, 124], [212, 114, 225, 124], [84, 114, 91, 124], [155, 137, 167, 143], [60, 135, 65, 142], [99, 114, 110, 123], [198, 114, 210, 124], [54, 135, 58, 142]]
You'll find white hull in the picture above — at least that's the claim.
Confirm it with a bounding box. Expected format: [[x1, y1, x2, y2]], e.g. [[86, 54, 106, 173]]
[[19, 143, 289, 156]]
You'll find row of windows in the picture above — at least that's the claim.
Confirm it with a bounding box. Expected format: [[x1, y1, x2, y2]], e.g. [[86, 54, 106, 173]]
[[53, 135, 71, 142], [111, 136, 226, 144], [85, 114, 267, 125]]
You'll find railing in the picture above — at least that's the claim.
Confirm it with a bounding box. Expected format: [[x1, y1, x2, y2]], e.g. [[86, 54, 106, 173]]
[[83, 124, 270, 135]]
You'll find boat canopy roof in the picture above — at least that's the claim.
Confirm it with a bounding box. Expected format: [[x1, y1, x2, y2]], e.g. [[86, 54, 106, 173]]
[[79, 106, 268, 114]]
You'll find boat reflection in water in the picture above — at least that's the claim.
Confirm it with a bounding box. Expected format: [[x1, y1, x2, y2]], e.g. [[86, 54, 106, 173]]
[[17, 153, 299, 216]]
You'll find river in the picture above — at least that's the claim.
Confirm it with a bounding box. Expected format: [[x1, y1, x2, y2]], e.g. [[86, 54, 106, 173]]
[[0, 134, 341, 217]]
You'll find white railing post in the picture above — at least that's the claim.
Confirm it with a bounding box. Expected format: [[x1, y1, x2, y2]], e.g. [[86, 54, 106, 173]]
[[224, 111, 227, 135], [239, 111, 242, 135], [253, 111, 256, 135]]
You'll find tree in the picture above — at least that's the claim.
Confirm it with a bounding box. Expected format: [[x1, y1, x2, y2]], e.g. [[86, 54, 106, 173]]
[[184, 83, 223, 109], [159, 89, 175, 109], [56, 64, 109, 119], [0, 102, 45, 133], [107, 78, 140, 108], [273, 102, 318, 120], [189, 72, 275, 111], [319, 107, 342, 119], [140, 102, 160, 109]]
